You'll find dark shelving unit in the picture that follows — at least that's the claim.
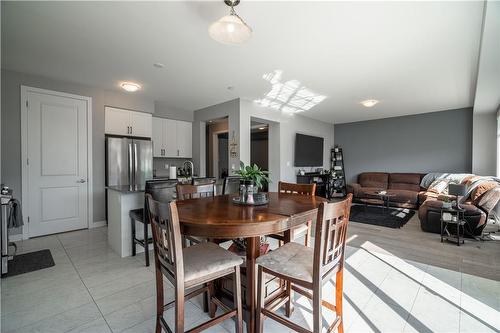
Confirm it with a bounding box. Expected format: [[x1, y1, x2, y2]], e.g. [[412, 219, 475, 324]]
[[329, 147, 347, 198]]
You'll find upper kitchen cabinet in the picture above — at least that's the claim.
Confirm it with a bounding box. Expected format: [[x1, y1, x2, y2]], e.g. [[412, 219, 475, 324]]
[[177, 120, 192, 158], [105, 106, 152, 137], [152, 117, 192, 158]]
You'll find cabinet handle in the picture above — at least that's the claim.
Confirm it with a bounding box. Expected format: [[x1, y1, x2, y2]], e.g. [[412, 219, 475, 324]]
[[177, 149, 179, 156], [130, 126, 133, 134]]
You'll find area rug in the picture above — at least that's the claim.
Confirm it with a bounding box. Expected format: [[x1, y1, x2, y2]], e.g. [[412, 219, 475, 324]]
[[350, 205, 415, 228], [5, 249, 55, 277]]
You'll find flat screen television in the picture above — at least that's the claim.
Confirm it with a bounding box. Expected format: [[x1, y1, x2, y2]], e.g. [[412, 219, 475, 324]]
[[294, 133, 324, 167]]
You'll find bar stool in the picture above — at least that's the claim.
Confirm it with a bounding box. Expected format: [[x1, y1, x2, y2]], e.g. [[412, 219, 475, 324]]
[[222, 176, 242, 195], [256, 194, 353, 333], [130, 179, 177, 266], [268, 181, 317, 247], [147, 194, 243, 333]]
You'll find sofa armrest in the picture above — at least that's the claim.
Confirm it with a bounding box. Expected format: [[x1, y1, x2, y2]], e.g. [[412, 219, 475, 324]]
[[348, 183, 362, 197]]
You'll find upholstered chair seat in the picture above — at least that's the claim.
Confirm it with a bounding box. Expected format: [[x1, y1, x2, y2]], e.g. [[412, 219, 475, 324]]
[[183, 242, 243, 288], [256, 242, 314, 283]]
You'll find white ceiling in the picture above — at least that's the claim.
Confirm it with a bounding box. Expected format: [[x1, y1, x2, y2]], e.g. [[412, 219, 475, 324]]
[[2, 1, 485, 124]]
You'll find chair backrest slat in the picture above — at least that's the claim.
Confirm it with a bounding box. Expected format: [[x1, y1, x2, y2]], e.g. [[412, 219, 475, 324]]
[[177, 184, 216, 200], [279, 181, 316, 196], [147, 194, 184, 282], [192, 177, 217, 186], [313, 194, 352, 281]]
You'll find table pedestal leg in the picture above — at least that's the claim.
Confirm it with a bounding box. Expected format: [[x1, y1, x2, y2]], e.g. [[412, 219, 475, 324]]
[[246, 236, 260, 333]]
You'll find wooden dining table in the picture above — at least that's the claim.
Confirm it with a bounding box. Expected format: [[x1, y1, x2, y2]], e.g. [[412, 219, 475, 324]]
[[176, 192, 328, 333]]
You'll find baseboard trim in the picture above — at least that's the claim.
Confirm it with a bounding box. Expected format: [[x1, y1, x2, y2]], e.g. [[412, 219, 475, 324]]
[[90, 220, 107, 228], [9, 234, 24, 242]]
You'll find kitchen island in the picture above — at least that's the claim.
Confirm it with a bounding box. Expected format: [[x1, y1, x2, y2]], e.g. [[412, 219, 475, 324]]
[[107, 185, 146, 258]]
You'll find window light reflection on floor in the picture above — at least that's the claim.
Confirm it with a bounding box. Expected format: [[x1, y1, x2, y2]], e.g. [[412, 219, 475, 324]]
[[254, 70, 326, 114]]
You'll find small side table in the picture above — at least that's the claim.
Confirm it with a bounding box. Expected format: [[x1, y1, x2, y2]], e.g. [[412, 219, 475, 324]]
[[440, 206, 466, 246]]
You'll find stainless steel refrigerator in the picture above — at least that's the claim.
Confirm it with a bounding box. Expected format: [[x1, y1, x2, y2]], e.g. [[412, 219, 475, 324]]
[[105, 136, 153, 188]]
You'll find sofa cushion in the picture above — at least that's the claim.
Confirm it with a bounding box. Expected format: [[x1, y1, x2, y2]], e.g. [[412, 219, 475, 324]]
[[358, 172, 388, 189], [358, 187, 386, 198], [471, 181, 498, 204], [386, 189, 418, 204], [418, 191, 438, 203], [389, 173, 422, 191]]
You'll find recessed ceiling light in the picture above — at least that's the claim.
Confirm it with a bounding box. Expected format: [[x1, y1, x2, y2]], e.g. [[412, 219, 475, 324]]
[[227, 86, 235, 91], [120, 82, 141, 92], [153, 63, 165, 68], [360, 99, 379, 107]]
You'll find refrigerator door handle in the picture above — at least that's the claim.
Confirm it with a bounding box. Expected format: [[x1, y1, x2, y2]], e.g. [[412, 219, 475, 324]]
[[134, 143, 138, 185], [128, 142, 133, 185]]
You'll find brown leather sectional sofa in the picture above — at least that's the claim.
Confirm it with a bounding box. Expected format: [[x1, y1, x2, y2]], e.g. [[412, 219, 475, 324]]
[[348, 172, 424, 209], [348, 172, 494, 236]]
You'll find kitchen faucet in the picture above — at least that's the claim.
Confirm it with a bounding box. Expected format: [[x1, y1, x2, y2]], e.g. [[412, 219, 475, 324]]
[[183, 160, 194, 177]]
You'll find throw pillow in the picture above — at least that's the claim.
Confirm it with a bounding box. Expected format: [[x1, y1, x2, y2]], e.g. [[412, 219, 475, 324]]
[[471, 181, 498, 204], [428, 179, 450, 194], [477, 187, 500, 213]]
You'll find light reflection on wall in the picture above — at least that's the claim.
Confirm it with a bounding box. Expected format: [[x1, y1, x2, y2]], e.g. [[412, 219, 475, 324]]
[[254, 70, 326, 114]]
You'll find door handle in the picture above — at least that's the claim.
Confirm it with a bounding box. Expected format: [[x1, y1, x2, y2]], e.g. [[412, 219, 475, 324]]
[[77, 178, 86, 183]]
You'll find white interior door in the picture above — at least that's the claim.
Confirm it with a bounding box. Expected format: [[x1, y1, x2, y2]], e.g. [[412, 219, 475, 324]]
[[26, 90, 89, 237]]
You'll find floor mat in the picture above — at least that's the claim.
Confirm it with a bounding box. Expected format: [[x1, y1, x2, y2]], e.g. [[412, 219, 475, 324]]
[[4, 249, 55, 277], [350, 205, 415, 228]]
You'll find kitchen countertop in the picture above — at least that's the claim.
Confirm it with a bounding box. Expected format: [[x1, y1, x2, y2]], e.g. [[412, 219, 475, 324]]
[[106, 177, 195, 193], [106, 185, 146, 193]]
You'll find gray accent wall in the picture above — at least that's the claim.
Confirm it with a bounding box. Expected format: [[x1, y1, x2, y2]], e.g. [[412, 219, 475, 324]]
[[334, 108, 473, 183]]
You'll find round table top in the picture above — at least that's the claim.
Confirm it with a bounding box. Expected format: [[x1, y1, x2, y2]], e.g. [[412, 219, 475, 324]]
[[176, 192, 328, 238]]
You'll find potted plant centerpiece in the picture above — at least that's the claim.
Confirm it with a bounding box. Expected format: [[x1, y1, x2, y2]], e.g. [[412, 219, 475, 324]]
[[235, 161, 270, 204]]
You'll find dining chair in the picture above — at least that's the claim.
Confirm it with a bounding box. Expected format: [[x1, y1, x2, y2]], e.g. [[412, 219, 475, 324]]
[[147, 194, 243, 333], [176, 184, 217, 247], [222, 176, 242, 195], [192, 177, 217, 186], [129, 179, 178, 266], [177, 183, 216, 200], [256, 194, 353, 333], [268, 181, 317, 247]]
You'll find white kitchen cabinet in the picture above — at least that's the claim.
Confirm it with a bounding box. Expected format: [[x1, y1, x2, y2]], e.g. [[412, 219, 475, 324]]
[[152, 118, 164, 157], [129, 111, 152, 137], [177, 121, 192, 158], [164, 119, 178, 157], [105, 107, 152, 138], [151, 117, 192, 158]]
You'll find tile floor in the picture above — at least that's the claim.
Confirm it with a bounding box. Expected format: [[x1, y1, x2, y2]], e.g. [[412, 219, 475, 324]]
[[1, 221, 499, 333]]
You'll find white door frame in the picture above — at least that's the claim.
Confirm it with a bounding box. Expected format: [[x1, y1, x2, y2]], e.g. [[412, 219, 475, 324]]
[[212, 130, 228, 179], [20, 86, 93, 240]]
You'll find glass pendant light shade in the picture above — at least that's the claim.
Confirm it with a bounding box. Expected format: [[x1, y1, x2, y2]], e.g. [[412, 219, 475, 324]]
[[209, 9, 252, 45]]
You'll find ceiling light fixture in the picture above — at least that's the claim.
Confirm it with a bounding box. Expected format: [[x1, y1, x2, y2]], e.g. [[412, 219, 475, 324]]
[[209, 0, 252, 45], [258, 127, 266, 130], [360, 99, 379, 107], [120, 82, 141, 92], [153, 63, 165, 68]]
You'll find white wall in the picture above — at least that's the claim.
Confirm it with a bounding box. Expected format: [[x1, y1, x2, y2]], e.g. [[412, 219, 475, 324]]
[[239, 100, 335, 190], [192, 99, 240, 177], [472, 113, 497, 176], [154, 101, 193, 122], [472, 1, 500, 176]]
